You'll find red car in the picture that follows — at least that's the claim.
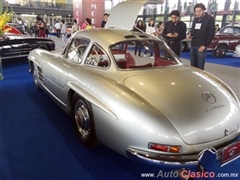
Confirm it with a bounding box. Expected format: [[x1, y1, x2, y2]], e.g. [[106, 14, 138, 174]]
[[208, 24, 240, 58], [3, 25, 23, 35], [181, 24, 240, 58]]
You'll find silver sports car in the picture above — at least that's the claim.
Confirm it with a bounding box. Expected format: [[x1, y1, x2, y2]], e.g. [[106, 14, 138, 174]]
[[28, 0, 240, 173]]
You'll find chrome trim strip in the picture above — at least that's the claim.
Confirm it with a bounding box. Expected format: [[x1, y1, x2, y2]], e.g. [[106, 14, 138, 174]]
[[126, 137, 240, 168], [1, 54, 28, 59], [126, 147, 198, 169]]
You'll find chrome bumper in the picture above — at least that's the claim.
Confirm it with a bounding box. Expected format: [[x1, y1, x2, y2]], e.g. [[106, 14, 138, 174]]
[[126, 137, 240, 169]]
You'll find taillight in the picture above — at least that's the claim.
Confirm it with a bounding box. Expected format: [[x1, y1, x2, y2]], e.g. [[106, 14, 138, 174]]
[[148, 142, 182, 153], [170, 146, 181, 153]]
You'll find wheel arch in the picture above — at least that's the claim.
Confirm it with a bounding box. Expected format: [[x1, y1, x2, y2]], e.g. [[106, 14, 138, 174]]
[[38, 44, 50, 51], [67, 88, 76, 117], [215, 42, 229, 50], [66, 83, 118, 119], [28, 59, 34, 74]]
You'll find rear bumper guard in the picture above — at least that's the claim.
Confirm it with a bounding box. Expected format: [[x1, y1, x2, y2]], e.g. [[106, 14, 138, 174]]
[[126, 137, 240, 169]]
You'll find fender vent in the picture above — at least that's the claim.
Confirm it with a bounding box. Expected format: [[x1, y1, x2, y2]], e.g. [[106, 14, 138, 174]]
[[37, 66, 44, 83], [138, 35, 149, 38]]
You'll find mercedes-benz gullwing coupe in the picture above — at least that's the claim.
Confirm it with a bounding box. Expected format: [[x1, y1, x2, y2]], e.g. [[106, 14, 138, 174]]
[[28, 0, 240, 172]]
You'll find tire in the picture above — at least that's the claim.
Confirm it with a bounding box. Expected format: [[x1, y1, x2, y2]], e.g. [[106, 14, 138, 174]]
[[72, 94, 96, 146], [38, 45, 49, 51], [181, 42, 187, 52], [212, 44, 228, 58]]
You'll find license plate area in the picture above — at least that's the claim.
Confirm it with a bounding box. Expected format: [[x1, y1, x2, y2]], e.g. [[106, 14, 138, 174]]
[[221, 140, 240, 167]]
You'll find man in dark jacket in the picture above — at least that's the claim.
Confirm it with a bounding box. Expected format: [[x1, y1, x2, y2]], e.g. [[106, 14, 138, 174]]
[[188, 3, 215, 70], [101, 13, 109, 28], [162, 10, 186, 57]]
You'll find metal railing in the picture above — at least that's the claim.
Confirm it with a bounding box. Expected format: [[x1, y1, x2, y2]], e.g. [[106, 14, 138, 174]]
[[4, 0, 73, 11]]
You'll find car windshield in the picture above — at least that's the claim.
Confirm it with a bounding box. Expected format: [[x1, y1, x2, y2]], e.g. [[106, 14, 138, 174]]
[[219, 27, 240, 35], [109, 40, 181, 70]]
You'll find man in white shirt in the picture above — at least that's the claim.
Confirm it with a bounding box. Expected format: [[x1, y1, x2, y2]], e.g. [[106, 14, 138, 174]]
[[60, 20, 67, 48], [54, 21, 61, 37]]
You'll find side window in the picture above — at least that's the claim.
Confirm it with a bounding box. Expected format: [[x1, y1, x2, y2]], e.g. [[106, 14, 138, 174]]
[[84, 44, 110, 68], [233, 27, 240, 35], [223, 27, 233, 34], [66, 38, 89, 63]]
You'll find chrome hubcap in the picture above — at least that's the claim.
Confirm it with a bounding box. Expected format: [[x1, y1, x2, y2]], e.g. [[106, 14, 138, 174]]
[[75, 100, 90, 137]]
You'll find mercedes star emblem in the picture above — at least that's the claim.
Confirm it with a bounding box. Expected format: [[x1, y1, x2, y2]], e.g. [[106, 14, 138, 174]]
[[202, 92, 217, 104]]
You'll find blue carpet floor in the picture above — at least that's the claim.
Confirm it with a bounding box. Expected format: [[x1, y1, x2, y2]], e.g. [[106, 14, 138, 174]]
[[0, 58, 239, 180], [180, 52, 240, 68]]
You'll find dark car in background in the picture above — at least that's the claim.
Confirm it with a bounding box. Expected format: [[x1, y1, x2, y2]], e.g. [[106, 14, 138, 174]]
[[0, 34, 55, 60]]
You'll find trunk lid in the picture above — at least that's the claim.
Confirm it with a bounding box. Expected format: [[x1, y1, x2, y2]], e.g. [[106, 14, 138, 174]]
[[123, 67, 240, 145]]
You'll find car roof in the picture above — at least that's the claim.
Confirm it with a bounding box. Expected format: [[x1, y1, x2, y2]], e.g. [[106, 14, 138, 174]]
[[73, 28, 154, 47], [225, 24, 240, 28]]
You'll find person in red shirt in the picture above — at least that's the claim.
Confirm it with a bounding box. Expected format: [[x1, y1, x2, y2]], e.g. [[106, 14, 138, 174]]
[[36, 17, 45, 38]]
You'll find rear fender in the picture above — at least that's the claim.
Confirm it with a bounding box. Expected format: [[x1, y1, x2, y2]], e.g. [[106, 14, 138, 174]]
[[67, 82, 118, 119], [214, 42, 229, 50]]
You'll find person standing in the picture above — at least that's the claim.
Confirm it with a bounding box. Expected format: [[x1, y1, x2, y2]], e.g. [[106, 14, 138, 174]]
[[101, 13, 109, 28], [71, 19, 79, 36], [162, 10, 186, 57], [34, 21, 39, 37], [133, 19, 146, 57], [45, 21, 49, 38], [188, 3, 215, 70], [144, 19, 155, 58], [155, 22, 164, 40], [82, 18, 92, 30], [55, 21, 61, 37], [215, 24, 220, 33], [36, 17, 45, 38], [60, 20, 67, 48]]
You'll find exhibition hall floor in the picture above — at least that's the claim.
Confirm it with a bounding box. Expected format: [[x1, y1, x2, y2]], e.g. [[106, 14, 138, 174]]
[[0, 37, 239, 180]]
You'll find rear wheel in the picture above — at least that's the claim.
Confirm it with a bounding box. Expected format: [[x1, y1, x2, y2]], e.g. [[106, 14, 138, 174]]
[[72, 94, 96, 146], [212, 44, 228, 58]]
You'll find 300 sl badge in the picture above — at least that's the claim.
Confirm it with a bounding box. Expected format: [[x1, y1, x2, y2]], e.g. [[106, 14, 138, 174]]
[[204, 104, 226, 114]]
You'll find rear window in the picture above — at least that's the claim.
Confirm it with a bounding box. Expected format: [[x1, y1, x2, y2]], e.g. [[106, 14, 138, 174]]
[[109, 40, 181, 70]]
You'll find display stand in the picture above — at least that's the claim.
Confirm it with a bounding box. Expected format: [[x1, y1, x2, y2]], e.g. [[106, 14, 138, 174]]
[[0, 57, 3, 80]]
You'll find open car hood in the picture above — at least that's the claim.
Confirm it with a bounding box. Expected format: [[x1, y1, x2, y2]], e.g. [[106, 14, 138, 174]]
[[105, 0, 147, 30], [123, 67, 240, 145]]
